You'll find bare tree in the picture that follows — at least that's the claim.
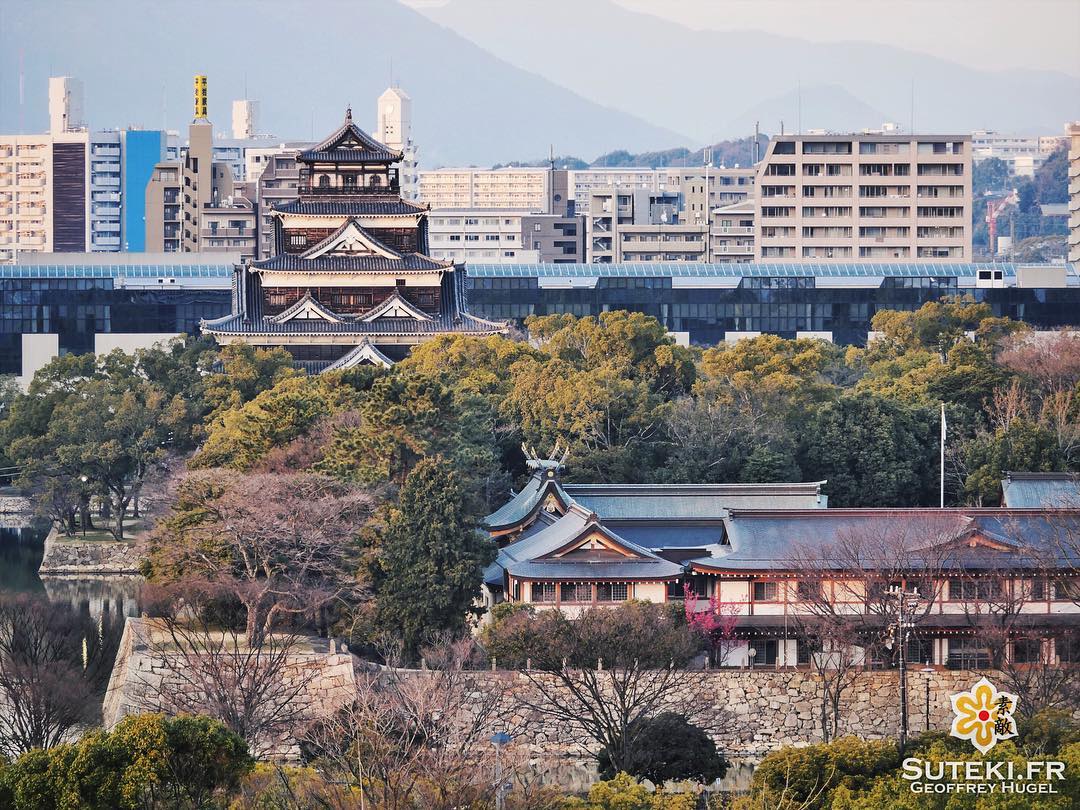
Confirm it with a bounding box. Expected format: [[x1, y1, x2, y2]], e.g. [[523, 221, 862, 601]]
[[786, 513, 962, 741], [482, 601, 715, 775], [304, 634, 511, 810], [144, 469, 374, 646], [963, 518, 1080, 716], [0, 594, 104, 757], [137, 587, 325, 758]]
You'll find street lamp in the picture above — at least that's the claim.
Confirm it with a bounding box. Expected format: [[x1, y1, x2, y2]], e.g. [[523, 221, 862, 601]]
[[748, 647, 757, 671], [491, 731, 511, 810]]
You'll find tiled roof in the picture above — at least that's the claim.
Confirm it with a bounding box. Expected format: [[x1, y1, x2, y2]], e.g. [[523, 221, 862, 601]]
[[201, 310, 505, 337], [563, 482, 828, 519], [687, 509, 1080, 572], [322, 340, 394, 371], [299, 110, 402, 164], [251, 254, 450, 272], [483, 473, 570, 531], [273, 199, 427, 216], [1001, 472, 1080, 508]]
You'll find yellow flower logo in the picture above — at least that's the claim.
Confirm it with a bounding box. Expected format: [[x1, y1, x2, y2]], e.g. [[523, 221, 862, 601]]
[[949, 677, 1018, 753]]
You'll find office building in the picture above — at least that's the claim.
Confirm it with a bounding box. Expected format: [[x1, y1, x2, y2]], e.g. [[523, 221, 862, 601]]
[[377, 86, 418, 201], [466, 261, 1080, 346], [1069, 123, 1080, 265], [0, 253, 233, 385], [755, 133, 972, 261]]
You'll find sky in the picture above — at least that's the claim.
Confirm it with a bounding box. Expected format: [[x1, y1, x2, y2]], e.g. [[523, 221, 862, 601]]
[[405, 0, 1080, 77], [617, 0, 1080, 76]]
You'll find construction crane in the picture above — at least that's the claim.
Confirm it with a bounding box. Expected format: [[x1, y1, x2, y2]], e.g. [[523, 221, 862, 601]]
[[985, 189, 1018, 256]]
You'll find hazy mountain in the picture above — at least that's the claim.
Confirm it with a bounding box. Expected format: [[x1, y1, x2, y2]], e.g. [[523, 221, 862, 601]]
[[419, 0, 1080, 139], [0, 0, 689, 165]]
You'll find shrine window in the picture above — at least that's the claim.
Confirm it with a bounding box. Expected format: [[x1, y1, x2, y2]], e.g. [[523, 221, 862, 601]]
[[343, 174, 357, 188], [596, 583, 629, 602], [369, 174, 382, 187], [531, 582, 556, 603], [317, 174, 330, 188]]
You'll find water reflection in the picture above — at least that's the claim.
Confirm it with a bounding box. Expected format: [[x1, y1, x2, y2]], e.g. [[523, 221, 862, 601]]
[[0, 523, 48, 594], [0, 518, 141, 618]]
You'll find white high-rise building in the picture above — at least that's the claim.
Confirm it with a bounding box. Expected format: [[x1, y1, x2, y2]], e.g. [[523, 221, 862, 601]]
[[377, 86, 418, 200], [231, 99, 259, 140], [48, 76, 84, 135]]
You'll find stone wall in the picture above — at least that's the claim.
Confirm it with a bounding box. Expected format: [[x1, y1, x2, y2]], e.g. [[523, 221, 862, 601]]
[[104, 618, 358, 760], [38, 527, 143, 575]]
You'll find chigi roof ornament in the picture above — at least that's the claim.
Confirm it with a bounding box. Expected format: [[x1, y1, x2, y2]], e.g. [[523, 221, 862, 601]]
[[523, 442, 570, 474]]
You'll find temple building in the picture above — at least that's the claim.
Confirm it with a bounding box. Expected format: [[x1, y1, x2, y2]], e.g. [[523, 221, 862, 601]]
[[482, 458, 1080, 670], [202, 109, 506, 369]]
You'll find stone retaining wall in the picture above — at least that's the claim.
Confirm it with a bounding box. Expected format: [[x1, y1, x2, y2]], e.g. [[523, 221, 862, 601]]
[[0, 495, 31, 513], [38, 526, 143, 575]]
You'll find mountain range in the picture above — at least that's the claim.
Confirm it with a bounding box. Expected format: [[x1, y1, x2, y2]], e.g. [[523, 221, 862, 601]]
[[1, 0, 1076, 166]]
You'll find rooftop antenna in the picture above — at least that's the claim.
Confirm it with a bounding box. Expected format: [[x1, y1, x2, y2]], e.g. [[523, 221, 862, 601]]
[[754, 120, 760, 164], [18, 49, 24, 134], [910, 78, 915, 135], [780, 119, 785, 137]]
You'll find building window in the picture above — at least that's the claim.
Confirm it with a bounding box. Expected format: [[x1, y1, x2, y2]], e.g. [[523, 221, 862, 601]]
[[1012, 638, 1042, 664], [317, 174, 330, 188], [596, 583, 629, 602], [560, 583, 591, 603], [755, 639, 779, 666], [948, 578, 1002, 601], [531, 582, 556, 603], [796, 581, 821, 601], [947, 639, 991, 670], [369, 174, 382, 187], [1056, 636, 1080, 664], [753, 581, 779, 602]]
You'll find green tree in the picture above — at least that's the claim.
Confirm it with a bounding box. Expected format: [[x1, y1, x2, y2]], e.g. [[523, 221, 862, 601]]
[[961, 417, 1063, 505], [801, 393, 936, 507], [598, 712, 728, 784], [562, 772, 696, 810], [0, 714, 251, 810], [9, 375, 185, 539], [192, 374, 360, 470], [373, 457, 495, 657], [201, 342, 299, 421]]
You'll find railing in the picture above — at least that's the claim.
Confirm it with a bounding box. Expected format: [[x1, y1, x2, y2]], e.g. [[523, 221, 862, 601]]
[[711, 226, 753, 235], [297, 180, 400, 195]]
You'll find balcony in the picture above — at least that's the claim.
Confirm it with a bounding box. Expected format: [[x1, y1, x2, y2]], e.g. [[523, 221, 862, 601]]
[[202, 227, 250, 238], [95, 175, 121, 187], [19, 235, 45, 246], [711, 226, 754, 236], [712, 244, 754, 254]]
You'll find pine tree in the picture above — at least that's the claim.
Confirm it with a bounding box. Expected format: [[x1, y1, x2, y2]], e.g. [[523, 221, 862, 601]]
[[374, 457, 496, 658]]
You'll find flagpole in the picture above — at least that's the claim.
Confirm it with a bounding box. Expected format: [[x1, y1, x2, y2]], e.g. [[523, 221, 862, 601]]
[[939, 403, 946, 508]]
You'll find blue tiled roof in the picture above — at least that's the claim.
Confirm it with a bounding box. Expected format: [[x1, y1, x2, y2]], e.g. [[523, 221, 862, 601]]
[[1001, 473, 1080, 508]]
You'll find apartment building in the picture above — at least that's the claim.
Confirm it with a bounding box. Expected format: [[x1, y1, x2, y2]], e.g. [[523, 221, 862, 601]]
[[419, 167, 552, 211], [972, 129, 1070, 176], [754, 133, 972, 262], [1069, 122, 1080, 264], [145, 76, 254, 257], [587, 187, 707, 262], [254, 149, 301, 260], [710, 200, 755, 263], [427, 210, 584, 264]]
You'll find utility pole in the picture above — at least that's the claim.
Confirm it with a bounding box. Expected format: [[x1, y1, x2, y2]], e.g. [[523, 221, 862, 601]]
[[889, 586, 921, 751]]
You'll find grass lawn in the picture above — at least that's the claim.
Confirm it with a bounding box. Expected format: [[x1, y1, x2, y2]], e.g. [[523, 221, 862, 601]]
[[56, 516, 146, 544]]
